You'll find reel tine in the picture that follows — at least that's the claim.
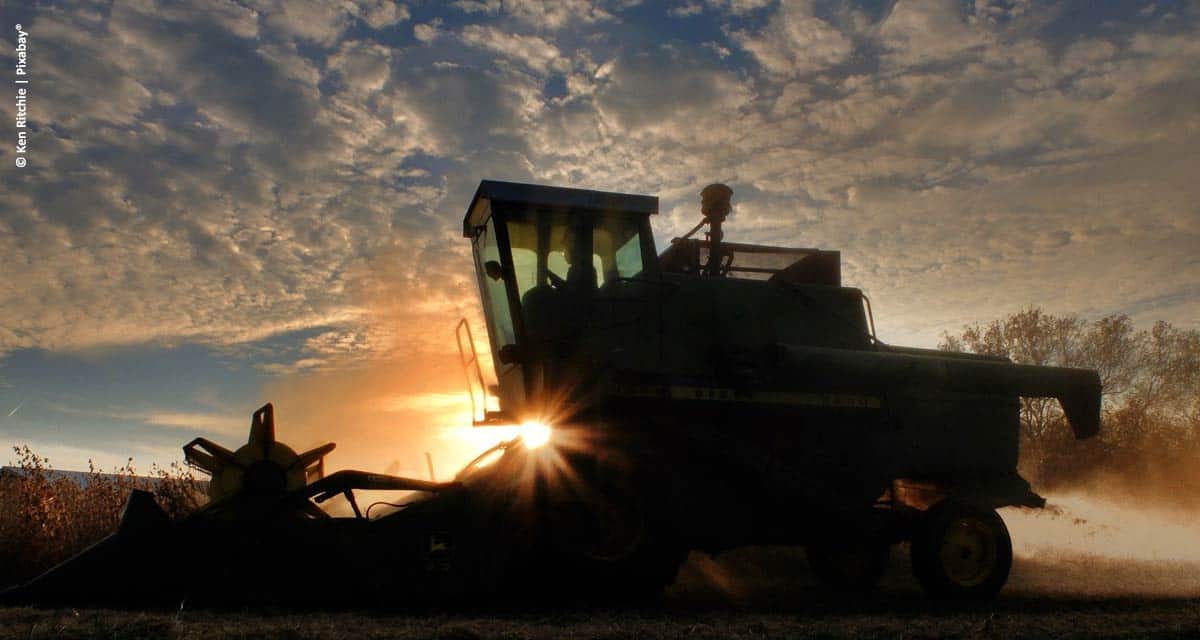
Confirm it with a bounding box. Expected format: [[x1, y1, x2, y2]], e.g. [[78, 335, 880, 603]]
[[183, 437, 239, 473], [249, 403, 276, 458], [290, 442, 336, 475]]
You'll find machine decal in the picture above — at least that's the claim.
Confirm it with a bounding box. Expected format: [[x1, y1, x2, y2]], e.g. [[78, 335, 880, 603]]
[[425, 531, 454, 572], [614, 384, 884, 409]]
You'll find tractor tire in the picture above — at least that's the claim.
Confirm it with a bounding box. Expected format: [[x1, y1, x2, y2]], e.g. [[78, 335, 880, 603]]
[[911, 500, 1012, 599], [539, 483, 686, 602], [572, 525, 687, 602], [805, 537, 890, 591]]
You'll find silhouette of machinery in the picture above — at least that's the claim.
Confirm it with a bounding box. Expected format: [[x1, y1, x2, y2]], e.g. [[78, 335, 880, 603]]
[[5, 181, 1101, 605]]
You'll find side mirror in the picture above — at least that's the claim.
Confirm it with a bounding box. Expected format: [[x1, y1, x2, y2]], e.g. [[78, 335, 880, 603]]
[[484, 260, 504, 281], [498, 344, 525, 364]]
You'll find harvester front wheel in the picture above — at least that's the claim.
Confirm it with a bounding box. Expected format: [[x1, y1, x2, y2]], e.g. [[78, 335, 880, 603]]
[[911, 501, 1012, 599], [805, 538, 890, 591]]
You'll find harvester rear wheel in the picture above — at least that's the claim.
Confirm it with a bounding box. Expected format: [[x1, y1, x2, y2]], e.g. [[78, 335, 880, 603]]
[[805, 538, 890, 591], [911, 501, 1012, 599]]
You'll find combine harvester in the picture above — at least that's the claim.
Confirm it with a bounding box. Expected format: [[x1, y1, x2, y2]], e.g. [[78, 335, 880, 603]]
[[4, 181, 1101, 605]]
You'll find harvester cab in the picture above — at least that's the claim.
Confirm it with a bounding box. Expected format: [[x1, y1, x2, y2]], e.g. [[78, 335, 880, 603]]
[[459, 180, 876, 430], [460, 180, 659, 425]]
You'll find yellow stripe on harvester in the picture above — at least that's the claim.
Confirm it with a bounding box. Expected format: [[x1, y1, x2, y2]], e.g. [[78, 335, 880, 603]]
[[613, 384, 882, 409]]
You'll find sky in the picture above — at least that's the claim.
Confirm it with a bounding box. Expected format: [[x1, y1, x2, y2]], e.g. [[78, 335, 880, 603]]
[[1, 0, 1197, 475]]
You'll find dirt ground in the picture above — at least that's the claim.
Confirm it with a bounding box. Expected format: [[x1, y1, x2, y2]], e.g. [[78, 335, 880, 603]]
[[3, 548, 1199, 639]]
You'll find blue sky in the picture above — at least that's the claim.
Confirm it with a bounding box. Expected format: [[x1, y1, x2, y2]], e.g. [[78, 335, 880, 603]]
[[1, 0, 1198, 473]]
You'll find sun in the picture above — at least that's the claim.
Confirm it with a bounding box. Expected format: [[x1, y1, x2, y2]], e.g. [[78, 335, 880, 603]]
[[519, 420, 552, 448]]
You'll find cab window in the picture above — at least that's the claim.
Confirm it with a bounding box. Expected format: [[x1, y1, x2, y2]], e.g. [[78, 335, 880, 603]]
[[474, 218, 516, 352], [505, 216, 540, 299], [594, 216, 645, 283]]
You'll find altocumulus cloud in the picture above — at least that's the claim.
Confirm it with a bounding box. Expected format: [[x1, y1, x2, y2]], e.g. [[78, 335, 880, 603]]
[[0, 0, 1197, 370]]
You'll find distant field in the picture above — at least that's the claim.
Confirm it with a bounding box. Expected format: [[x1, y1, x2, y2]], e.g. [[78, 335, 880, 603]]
[[4, 549, 1199, 639]]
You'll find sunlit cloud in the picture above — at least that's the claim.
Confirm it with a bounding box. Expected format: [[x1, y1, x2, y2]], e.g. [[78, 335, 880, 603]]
[[139, 411, 247, 435]]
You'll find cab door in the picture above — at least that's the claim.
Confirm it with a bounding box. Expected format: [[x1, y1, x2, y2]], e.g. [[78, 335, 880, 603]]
[[471, 216, 526, 419]]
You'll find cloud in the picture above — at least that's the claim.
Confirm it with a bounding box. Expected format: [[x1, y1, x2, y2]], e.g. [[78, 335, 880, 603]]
[[451, 0, 615, 30], [327, 40, 394, 94], [457, 24, 567, 76], [877, 0, 991, 69], [140, 410, 247, 434], [253, 0, 354, 46], [2, 0, 1198, 379], [733, 0, 854, 75], [669, 2, 705, 18], [593, 44, 752, 142], [358, 0, 410, 29], [413, 19, 442, 43], [39, 403, 247, 437], [705, 0, 773, 15], [0, 1, 451, 364], [2, 439, 183, 473]]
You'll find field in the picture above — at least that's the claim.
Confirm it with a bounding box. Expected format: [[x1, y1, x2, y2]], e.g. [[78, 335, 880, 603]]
[[6, 419, 1200, 638], [4, 548, 1198, 639]]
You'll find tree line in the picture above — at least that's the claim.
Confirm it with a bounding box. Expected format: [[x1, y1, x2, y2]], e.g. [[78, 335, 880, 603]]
[[940, 308, 1200, 503]]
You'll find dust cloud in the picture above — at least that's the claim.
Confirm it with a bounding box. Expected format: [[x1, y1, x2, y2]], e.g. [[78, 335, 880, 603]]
[[667, 492, 1200, 604], [1001, 443, 1200, 596], [1001, 493, 1200, 597]]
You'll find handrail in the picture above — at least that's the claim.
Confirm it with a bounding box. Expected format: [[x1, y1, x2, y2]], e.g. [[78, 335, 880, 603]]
[[861, 292, 878, 344], [455, 318, 488, 425]]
